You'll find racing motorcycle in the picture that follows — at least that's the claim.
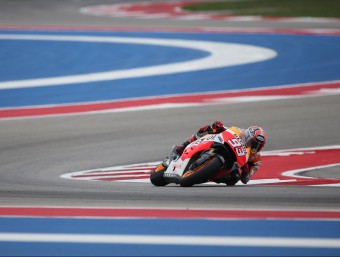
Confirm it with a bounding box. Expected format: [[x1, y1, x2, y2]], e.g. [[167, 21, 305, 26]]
[[150, 129, 249, 187]]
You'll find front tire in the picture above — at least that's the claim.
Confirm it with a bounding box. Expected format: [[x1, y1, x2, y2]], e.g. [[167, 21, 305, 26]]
[[180, 156, 223, 187], [150, 163, 169, 186]]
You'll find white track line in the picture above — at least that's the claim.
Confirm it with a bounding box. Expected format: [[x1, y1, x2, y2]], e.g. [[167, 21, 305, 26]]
[[1, 233, 340, 248]]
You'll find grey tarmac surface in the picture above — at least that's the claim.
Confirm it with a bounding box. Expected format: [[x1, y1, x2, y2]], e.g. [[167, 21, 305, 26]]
[[1, 96, 340, 209], [0, 0, 340, 210]]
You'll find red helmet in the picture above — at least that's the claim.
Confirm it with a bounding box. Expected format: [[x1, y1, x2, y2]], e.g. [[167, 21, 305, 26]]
[[244, 126, 267, 153]]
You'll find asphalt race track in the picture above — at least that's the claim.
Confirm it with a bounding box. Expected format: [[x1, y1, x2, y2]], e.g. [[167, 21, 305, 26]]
[[1, 0, 340, 256], [1, 94, 340, 208]]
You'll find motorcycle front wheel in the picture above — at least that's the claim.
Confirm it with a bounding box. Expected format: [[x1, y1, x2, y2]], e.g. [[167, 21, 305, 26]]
[[180, 156, 223, 187], [150, 163, 169, 186]]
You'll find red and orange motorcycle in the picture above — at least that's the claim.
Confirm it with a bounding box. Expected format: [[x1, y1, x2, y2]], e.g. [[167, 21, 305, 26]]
[[150, 128, 250, 187]]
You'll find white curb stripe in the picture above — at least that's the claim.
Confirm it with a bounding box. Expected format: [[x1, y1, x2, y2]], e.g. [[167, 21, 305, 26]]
[[1, 233, 340, 248]]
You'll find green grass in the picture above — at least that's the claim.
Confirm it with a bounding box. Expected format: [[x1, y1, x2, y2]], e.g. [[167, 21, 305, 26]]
[[182, 0, 340, 18]]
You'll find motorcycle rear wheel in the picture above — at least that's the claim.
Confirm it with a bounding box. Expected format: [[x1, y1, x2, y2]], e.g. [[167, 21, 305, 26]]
[[180, 156, 223, 187], [150, 163, 169, 186]]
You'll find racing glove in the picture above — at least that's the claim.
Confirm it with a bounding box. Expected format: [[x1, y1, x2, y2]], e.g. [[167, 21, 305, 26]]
[[195, 121, 225, 139], [174, 140, 191, 155]]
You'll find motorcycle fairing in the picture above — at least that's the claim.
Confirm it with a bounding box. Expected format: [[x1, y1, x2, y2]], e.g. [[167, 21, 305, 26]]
[[181, 134, 217, 161], [183, 130, 249, 167], [163, 156, 190, 182], [163, 130, 249, 183], [223, 129, 249, 167]]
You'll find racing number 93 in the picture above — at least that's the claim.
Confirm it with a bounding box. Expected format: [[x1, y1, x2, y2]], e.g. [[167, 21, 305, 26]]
[[228, 139, 246, 157]]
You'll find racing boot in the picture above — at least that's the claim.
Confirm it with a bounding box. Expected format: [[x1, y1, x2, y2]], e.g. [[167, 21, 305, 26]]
[[240, 164, 251, 184]]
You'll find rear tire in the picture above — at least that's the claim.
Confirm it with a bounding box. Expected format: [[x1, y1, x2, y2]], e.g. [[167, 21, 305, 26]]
[[180, 156, 223, 187], [150, 163, 169, 186]]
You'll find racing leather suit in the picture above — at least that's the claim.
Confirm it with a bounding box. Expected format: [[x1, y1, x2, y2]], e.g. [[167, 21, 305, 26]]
[[227, 126, 262, 184]]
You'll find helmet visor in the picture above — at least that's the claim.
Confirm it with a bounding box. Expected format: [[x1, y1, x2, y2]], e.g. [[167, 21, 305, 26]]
[[251, 138, 264, 152]]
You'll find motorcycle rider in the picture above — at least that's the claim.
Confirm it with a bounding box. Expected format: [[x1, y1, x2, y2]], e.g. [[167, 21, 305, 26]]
[[174, 121, 267, 185]]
